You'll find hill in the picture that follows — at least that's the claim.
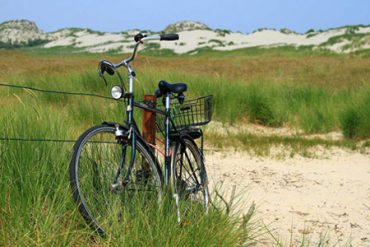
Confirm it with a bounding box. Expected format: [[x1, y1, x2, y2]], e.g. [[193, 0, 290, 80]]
[[0, 19, 370, 54]]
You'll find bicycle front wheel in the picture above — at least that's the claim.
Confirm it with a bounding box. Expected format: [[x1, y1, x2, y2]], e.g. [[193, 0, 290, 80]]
[[69, 125, 162, 235], [171, 137, 209, 219]]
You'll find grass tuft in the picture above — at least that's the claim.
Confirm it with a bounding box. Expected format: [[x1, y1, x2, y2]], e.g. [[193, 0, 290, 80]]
[[340, 95, 370, 139], [245, 89, 277, 126]]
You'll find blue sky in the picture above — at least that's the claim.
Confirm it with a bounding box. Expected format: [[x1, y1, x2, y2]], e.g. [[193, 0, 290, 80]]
[[0, 0, 369, 33]]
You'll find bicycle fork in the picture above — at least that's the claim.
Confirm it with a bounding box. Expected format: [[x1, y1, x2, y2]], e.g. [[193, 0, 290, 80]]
[[110, 125, 136, 191], [111, 87, 137, 191]]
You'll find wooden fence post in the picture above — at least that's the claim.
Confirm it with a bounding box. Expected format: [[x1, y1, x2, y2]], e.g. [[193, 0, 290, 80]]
[[141, 95, 157, 170]]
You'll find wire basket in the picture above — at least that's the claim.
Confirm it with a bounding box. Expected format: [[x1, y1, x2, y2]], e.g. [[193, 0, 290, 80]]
[[156, 95, 213, 133]]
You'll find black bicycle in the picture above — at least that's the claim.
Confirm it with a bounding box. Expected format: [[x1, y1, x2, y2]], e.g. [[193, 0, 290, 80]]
[[69, 33, 213, 235]]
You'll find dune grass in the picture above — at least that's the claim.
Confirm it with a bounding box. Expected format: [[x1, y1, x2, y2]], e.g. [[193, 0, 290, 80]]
[[0, 48, 369, 246], [2, 48, 370, 138], [340, 94, 370, 139], [0, 100, 257, 246], [206, 131, 360, 157]]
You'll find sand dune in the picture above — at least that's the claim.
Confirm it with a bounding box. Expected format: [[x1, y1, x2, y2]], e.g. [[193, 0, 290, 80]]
[[207, 147, 370, 246], [2, 20, 370, 54]]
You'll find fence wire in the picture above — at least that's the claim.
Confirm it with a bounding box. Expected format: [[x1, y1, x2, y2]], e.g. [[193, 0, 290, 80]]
[[0, 82, 121, 143], [0, 137, 76, 143], [0, 82, 120, 101]]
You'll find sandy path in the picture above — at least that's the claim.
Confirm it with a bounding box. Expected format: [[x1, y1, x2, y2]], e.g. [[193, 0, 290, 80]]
[[206, 148, 370, 246]]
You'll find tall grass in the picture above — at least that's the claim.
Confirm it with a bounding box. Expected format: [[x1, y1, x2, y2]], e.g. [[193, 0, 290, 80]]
[[340, 93, 370, 139], [136, 67, 370, 135], [1, 50, 370, 136], [0, 49, 369, 245], [0, 100, 256, 246]]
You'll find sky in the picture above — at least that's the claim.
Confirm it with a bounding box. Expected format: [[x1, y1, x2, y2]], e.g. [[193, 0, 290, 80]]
[[0, 0, 369, 33]]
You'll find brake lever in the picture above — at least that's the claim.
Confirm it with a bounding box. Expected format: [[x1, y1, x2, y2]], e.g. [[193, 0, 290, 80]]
[[98, 60, 116, 86], [101, 75, 108, 86]]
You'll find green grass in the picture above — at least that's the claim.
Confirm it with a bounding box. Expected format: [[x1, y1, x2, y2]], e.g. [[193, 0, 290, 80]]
[[190, 45, 335, 57], [206, 131, 360, 157], [0, 100, 257, 246], [320, 33, 369, 47], [0, 49, 369, 246], [2, 60, 370, 136], [135, 68, 370, 135], [340, 93, 370, 139]]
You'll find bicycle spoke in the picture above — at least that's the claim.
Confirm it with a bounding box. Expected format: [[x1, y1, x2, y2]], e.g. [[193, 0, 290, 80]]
[[184, 150, 201, 185], [70, 125, 162, 235], [178, 162, 198, 185]]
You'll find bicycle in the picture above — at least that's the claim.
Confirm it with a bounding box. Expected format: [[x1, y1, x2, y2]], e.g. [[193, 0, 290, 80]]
[[69, 33, 213, 235]]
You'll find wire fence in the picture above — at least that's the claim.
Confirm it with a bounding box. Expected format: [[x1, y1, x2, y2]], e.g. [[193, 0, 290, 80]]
[[0, 82, 121, 144], [0, 82, 218, 151], [0, 83, 118, 101]]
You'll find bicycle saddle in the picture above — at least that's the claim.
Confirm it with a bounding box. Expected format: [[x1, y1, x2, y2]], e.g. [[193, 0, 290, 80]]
[[156, 80, 187, 97]]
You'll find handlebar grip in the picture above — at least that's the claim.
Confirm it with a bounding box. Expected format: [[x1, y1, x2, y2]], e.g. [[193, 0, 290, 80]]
[[105, 66, 115, 76], [134, 33, 146, 42], [99, 60, 115, 76], [160, 34, 179, 41]]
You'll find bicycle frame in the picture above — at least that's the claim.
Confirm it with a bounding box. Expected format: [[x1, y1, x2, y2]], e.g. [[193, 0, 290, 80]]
[[114, 37, 174, 188], [131, 98, 172, 186]]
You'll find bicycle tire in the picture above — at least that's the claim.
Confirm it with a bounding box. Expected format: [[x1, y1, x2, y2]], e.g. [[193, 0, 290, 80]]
[[69, 124, 162, 235], [171, 136, 209, 220]]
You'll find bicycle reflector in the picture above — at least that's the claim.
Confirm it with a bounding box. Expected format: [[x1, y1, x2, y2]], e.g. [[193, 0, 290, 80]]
[[111, 85, 123, 99]]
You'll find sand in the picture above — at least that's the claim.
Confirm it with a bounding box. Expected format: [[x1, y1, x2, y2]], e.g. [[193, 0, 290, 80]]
[[206, 147, 370, 246], [159, 28, 350, 54], [39, 25, 370, 54]]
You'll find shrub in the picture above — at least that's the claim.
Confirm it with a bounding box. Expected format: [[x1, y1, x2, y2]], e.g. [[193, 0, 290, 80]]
[[247, 94, 273, 125], [305, 28, 315, 34], [341, 96, 370, 139], [341, 108, 361, 138], [244, 91, 282, 127]]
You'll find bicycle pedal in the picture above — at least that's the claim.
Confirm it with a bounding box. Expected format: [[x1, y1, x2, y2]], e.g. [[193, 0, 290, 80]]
[[135, 169, 151, 183]]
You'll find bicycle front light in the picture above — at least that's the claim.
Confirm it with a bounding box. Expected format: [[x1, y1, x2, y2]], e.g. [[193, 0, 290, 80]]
[[111, 85, 123, 99]]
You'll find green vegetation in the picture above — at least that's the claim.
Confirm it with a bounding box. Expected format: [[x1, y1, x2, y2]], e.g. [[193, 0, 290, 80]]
[[138, 42, 177, 56], [208, 39, 224, 46], [0, 39, 49, 49], [190, 45, 330, 57], [206, 131, 360, 157], [280, 28, 296, 34], [1, 49, 370, 137], [137, 69, 370, 134], [340, 94, 370, 139], [305, 29, 315, 34], [215, 29, 231, 37], [0, 48, 369, 245], [0, 100, 256, 246], [319, 32, 370, 52]]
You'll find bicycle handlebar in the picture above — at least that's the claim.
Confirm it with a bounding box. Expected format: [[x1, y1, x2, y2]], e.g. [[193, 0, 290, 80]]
[[160, 34, 179, 41], [110, 33, 179, 68], [99, 32, 179, 87], [135, 33, 179, 42]]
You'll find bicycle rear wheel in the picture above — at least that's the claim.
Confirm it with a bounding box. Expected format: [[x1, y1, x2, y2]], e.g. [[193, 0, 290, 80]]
[[171, 137, 209, 220], [69, 125, 162, 235]]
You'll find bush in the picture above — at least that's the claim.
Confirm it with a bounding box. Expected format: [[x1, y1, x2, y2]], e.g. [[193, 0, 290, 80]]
[[246, 94, 274, 125], [341, 108, 361, 138], [341, 96, 370, 139], [305, 28, 315, 34]]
